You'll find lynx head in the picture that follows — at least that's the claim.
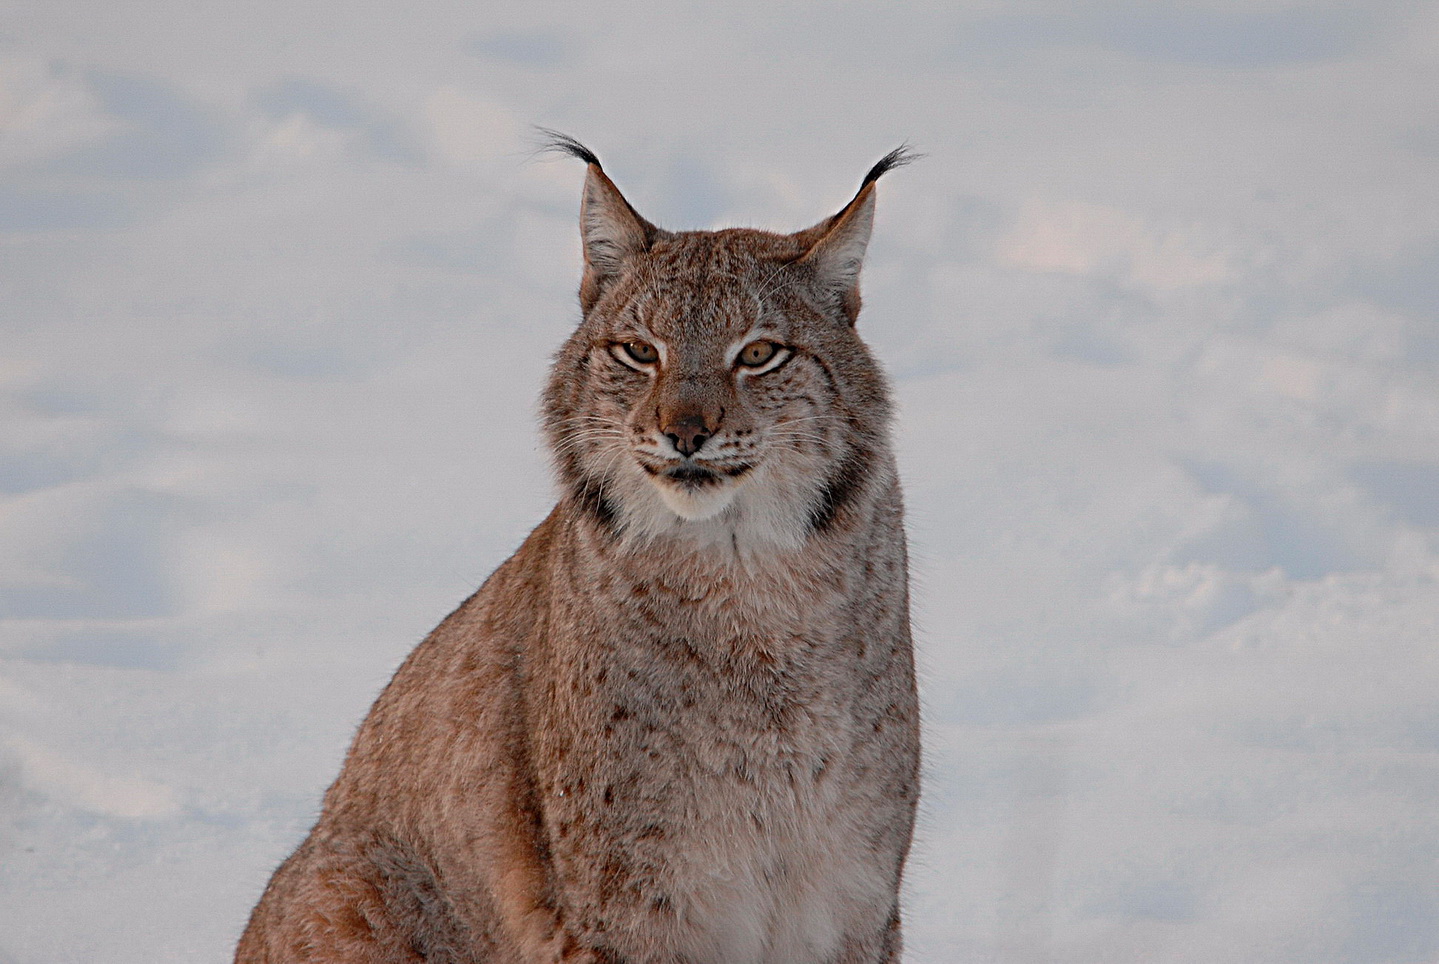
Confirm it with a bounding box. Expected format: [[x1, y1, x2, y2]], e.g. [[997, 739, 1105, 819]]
[[541, 134, 914, 551]]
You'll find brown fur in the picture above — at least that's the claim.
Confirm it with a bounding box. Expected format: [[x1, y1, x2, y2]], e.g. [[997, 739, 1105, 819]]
[[236, 141, 920, 964]]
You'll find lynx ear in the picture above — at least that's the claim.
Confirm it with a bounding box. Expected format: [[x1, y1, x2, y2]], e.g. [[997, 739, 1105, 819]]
[[578, 164, 661, 309], [796, 145, 918, 324], [536, 131, 663, 312]]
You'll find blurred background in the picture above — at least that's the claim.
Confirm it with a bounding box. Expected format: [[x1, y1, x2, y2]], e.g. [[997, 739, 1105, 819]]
[[3, 1, 1438, 961]]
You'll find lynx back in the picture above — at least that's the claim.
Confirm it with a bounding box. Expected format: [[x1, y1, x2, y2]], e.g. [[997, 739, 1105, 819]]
[[236, 137, 921, 964]]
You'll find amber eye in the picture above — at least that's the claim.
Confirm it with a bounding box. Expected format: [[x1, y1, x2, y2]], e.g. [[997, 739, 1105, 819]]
[[621, 341, 659, 364], [737, 340, 780, 368]]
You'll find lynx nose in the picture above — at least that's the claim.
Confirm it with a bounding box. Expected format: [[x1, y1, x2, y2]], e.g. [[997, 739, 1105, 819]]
[[665, 416, 711, 457]]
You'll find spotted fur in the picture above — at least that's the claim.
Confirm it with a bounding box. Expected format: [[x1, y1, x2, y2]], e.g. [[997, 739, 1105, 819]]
[[236, 139, 920, 964]]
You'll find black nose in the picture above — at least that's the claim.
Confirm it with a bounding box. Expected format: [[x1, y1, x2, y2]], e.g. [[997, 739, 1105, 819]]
[[665, 416, 710, 457]]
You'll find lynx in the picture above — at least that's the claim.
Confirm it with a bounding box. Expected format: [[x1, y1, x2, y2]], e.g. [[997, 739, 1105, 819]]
[[236, 135, 921, 964]]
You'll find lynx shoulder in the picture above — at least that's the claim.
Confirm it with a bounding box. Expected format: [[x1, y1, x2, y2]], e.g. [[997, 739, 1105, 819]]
[[236, 137, 921, 964]]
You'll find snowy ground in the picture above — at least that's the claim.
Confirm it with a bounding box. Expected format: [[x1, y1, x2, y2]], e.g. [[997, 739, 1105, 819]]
[[3, 2, 1439, 961]]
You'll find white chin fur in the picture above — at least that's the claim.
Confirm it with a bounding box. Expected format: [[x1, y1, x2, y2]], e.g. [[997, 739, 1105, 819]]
[[605, 456, 817, 553], [653, 478, 738, 520]]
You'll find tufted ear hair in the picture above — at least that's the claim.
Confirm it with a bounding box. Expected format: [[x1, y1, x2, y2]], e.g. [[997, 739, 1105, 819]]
[[795, 145, 918, 324], [537, 130, 664, 313]]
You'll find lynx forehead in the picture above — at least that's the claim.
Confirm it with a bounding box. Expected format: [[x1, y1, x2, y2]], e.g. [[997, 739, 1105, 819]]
[[236, 136, 920, 964]]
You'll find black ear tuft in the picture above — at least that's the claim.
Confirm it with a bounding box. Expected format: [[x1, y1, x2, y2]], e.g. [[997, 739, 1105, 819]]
[[534, 127, 603, 168], [860, 144, 922, 189]]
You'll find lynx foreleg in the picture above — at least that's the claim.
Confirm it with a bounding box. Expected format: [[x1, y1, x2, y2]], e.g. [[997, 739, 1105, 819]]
[[234, 841, 426, 964], [481, 767, 614, 964]]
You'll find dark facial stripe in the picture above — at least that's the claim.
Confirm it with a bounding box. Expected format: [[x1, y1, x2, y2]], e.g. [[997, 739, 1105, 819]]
[[803, 352, 872, 437], [570, 474, 619, 534], [808, 448, 872, 534], [805, 352, 847, 412]]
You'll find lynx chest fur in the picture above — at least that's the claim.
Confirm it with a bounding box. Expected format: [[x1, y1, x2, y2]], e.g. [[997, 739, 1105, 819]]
[[237, 138, 920, 964]]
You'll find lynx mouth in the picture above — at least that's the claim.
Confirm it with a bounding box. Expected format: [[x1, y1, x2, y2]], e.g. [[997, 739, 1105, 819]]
[[665, 465, 723, 488], [638, 460, 754, 489]]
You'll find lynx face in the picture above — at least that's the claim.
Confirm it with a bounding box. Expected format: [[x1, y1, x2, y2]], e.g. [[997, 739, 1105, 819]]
[[597, 280, 805, 523], [558, 242, 878, 542], [543, 141, 908, 550]]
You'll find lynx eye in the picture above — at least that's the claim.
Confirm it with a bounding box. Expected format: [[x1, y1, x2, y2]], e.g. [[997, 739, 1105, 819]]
[[620, 341, 659, 365], [737, 340, 780, 368]]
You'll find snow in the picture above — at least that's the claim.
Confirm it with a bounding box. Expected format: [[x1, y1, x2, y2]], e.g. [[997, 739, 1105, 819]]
[[3, 1, 1439, 961]]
